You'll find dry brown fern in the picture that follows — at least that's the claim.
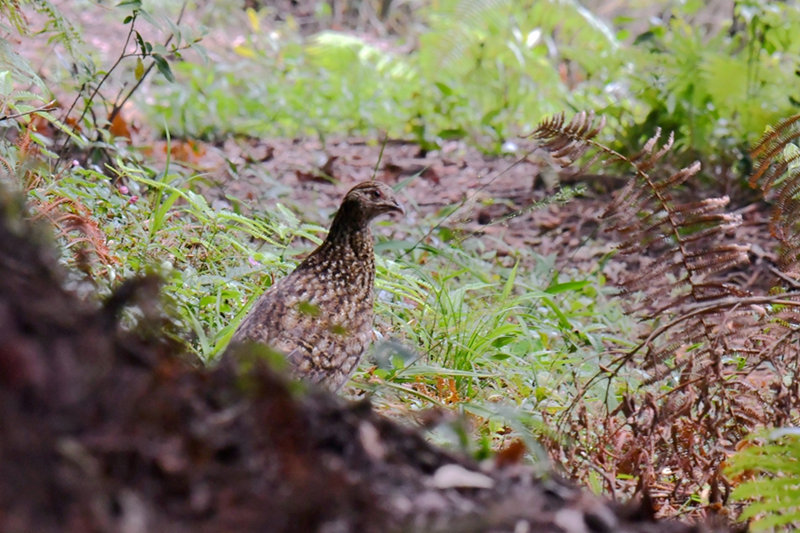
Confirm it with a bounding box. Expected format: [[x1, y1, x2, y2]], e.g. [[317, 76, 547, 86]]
[[535, 113, 750, 372], [531, 111, 800, 518], [750, 113, 800, 274], [31, 196, 119, 268], [743, 111, 800, 428]]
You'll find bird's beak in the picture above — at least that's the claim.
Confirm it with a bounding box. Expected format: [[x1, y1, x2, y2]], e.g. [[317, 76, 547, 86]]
[[388, 199, 405, 216]]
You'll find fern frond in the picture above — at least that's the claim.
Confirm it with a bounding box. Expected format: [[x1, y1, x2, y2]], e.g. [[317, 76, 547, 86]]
[[727, 431, 800, 530], [533, 113, 750, 325], [533, 111, 781, 512], [750, 114, 800, 180], [751, 112, 800, 273], [533, 111, 610, 170], [534, 112, 800, 519]]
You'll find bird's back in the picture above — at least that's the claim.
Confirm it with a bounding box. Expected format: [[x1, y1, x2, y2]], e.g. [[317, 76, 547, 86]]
[[231, 232, 376, 390]]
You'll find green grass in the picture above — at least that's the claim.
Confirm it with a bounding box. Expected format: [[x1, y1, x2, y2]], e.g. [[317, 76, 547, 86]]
[[361, 235, 634, 446], [21, 156, 321, 358], [142, 0, 800, 168], [147, 0, 622, 152], [10, 142, 633, 453]]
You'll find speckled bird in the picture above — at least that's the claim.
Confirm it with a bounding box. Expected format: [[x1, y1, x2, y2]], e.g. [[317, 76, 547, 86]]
[[231, 181, 404, 391]]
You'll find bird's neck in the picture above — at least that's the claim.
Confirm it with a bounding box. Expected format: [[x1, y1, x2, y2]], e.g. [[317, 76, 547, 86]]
[[321, 223, 375, 264], [322, 203, 374, 260], [300, 214, 375, 287]]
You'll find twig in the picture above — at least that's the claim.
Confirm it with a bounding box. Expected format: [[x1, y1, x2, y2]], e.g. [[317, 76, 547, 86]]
[[769, 265, 800, 289], [61, 16, 138, 141], [558, 292, 800, 429], [54, 17, 139, 168], [55, 0, 190, 169], [0, 101, 57, 122], [107, 0, 189, 126], [634, 294, 800, 358], [371, 135, 388, 181]]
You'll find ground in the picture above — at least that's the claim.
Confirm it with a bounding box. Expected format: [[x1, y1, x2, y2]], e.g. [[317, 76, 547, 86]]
[[4, 1, 790, 529], [20, 0, 776, 288], [0, 184, 733, 533]]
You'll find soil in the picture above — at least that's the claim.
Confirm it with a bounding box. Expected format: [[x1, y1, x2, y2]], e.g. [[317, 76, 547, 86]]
[[150, 132, 776, 298]]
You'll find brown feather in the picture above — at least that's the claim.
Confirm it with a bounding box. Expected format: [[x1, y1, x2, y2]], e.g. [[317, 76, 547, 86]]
[[231, 181, 403, 391]]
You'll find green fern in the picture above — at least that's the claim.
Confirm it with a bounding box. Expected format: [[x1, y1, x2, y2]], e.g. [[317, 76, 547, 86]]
[[624, 1, 800, 159], [0, 38, 48, 96], [0, 0, 80, 53], [727, 429, 800, 531], [0, 0, 81, 123]]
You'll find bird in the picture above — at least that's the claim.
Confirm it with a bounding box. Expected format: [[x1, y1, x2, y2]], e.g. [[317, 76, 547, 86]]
[[230, 181, 404, 391]]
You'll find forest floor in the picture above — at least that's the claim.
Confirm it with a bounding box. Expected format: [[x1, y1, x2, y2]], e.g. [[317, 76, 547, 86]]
[[0, 185, 731, 533], [22, 0, 774, 292], [8, 1, 787, 529]]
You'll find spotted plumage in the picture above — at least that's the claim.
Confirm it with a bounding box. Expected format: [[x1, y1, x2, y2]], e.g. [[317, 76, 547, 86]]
[[231, 181, 404, 391]]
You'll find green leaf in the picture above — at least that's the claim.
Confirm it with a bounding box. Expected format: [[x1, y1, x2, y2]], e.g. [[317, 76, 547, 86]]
[[434, 81, 453, 96], [481, 108, 501, 126], [541, 297, 572, 329], [134, 31, 146, 56], [150, 189, 181, 237], [36, 111, 86, 147], [374, 239, 417, 253], [0, 39, 48, 94], [0, 71, 11, 96], [137, 8, 161, 29], [437, 128, 467, 140], [152, 54, 174, 82], [545, 280, 590, 294], [500, 260, 519, 301]]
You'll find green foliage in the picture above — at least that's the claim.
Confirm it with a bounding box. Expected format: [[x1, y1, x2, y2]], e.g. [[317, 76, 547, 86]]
[[0, 0, 80, 52], [23, 153, 336, 360], [145, 0, 800, 168], [7, 0, 800, 522], [366, 237, 629, 447], [149, 1, 621, 151], [727, 429, 800, 531], [416, 0, 620, 149], [155, 25, 417, 140], [620, 1, 800, 163], [0, 38, 49, 98], [0, 0, 203, 182], [0, 1, 73, 119]]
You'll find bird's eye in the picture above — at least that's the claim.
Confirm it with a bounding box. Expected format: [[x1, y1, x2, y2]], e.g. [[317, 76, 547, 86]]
[[370, 190, 382, 199]]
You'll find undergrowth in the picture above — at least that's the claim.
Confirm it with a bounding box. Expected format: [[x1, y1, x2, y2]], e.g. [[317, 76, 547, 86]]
[[726, 428, 800, 531], [528, 111, 800, 521], [144, 0, 800, 167], [5, 0, 800, 528], [149, 0, 621, 152]]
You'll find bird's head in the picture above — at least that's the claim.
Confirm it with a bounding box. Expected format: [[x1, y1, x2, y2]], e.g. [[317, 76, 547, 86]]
[[336, 181, 404, 228]]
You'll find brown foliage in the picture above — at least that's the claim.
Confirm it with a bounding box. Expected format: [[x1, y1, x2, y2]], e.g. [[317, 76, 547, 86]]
[[751, 113, 800, 273], [32, 196, 120, 267], [532, 112, 800, 518]]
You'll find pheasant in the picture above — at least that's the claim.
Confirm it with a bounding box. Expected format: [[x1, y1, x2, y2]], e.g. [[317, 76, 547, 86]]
[[231, 181, 404, 391]]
